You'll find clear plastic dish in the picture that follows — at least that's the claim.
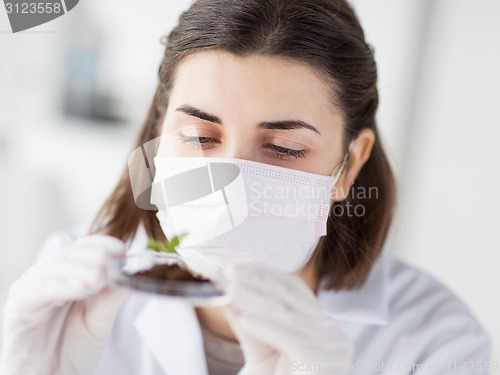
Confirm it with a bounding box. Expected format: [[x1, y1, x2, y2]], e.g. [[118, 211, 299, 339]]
[[107, 251, 229, 306]]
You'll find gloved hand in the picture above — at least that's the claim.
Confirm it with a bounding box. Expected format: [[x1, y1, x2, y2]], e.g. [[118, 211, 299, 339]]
[[223, 263, 354, 375], [1, 234, 131, 375]]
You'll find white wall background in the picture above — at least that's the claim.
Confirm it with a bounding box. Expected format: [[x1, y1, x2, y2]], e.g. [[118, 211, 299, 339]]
[[1, 0, 499, 365], [387, 0, 500, 363], [353, 0, 500, 362]]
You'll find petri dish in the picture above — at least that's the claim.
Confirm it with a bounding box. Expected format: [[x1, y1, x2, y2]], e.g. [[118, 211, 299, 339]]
[[107, 250, 229, 306]]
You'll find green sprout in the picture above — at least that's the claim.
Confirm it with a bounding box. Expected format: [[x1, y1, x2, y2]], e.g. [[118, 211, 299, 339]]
[[147, 233, 188, 254]]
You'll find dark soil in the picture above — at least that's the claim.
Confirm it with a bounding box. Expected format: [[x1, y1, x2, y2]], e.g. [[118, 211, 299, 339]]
[[133, 264, 210, 282]]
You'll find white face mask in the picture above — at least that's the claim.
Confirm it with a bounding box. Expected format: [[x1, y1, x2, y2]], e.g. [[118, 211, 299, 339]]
[[150, 156, 347, 282]]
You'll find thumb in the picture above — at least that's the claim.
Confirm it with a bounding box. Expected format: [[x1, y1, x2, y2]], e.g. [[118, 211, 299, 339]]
[[83, 286, 131, 340], [57, 287, 131, 375], [223, 305, 278, 373]]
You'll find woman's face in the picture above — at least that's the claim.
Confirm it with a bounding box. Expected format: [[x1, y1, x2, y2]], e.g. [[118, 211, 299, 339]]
[[159, 50, 345, 176]]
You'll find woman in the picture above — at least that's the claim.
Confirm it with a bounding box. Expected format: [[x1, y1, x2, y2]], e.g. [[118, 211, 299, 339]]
[[1, 0, 491, 374]]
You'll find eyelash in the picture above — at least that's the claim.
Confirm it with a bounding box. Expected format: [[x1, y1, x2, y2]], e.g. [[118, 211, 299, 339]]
[[178, 135, 307, 159], [179, 135, 218, 146], [264, 144, 307, 159]]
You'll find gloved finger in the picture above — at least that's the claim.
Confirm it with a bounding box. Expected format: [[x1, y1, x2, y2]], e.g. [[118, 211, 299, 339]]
[[6, 277, 100, 314], [40, 263, 108, 295], [225, 304, 349, 375], [64, 286, 131, 344], [8, 261, 108, 309], [232, 309, 353, 364], [226, 277, 347, 352], [83, 286, 131, 334], [226, 263, 319, 314], [223, 305, 279, 366], [228, 281, 323, 326], [73, 234, 126, 256], [227, 262, 317, 301], [35, 235, 125, 266], [57, 286, 132, 375], [22, 258, 106, 286], [65, 245, 123, 268], [229, 299, 331, 346]]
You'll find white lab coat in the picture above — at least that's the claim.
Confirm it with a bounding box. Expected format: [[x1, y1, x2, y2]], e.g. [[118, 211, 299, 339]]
[[37, 225, 491, 375]]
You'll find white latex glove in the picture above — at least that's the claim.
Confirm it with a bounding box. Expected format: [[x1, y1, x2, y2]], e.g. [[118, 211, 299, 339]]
[[223, 263, 354, 375], [1, 234, 131, 375]]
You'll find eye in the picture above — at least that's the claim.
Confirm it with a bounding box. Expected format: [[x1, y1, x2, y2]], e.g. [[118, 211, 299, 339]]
[[178, 134, 220, 149], [265, 143, 307, 159]]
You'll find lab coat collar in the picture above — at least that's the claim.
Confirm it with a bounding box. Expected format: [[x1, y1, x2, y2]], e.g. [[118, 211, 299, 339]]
[[134, 296, 249, 375], [134, 297, 210, 375], [130, 226, 213, 375], [316, 246, 390, 326]]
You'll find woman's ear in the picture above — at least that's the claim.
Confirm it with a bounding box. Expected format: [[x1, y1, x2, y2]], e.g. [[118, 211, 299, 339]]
[[331, 128, 376, 202]]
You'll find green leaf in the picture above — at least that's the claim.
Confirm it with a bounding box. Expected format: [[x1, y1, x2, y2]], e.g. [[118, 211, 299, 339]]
[[147, 233, 188, 254], [167, 232, 188, 250], [147, 238, 165, 252]]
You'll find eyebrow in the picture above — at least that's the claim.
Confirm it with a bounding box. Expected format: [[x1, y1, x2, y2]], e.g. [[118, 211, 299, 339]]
[[176, 104, 222, 124], [175, 104, 321, 135]]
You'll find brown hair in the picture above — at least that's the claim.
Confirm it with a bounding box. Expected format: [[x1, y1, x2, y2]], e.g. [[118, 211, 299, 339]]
[[92, 0, 396, 290]]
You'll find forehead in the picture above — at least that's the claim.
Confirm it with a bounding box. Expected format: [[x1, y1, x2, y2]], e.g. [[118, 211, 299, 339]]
[[167, 50, 343, 131]]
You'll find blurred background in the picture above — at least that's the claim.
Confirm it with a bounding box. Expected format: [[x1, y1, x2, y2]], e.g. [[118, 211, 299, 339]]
[[1, 0, 499, 364]]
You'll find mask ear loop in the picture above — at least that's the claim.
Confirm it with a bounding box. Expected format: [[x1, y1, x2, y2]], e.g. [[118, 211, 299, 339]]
[[331, 140, 355, 186]]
